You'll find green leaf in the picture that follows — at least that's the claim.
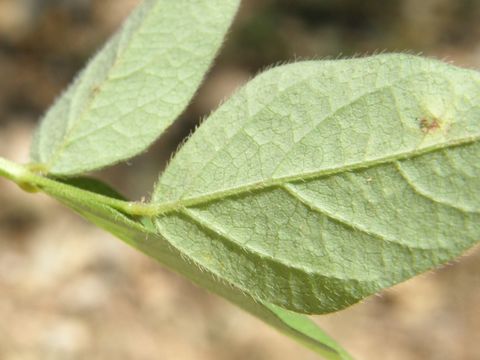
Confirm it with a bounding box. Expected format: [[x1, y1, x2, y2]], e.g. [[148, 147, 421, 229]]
[[72, 204, 353, 360], [56, 176, 127, 201], [152, 54, 480, 314], [16, 171, 351, 360], [263, 304, 353, 360], [30, 0, 240, 175]]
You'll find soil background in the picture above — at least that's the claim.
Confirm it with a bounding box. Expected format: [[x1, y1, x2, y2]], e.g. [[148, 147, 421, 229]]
[[0, 1, 479, 359]]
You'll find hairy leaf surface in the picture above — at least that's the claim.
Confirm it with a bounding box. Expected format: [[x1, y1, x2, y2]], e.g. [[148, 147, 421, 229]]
[[153, 54, 480, 314], [30, 0, 240, 175], [25, 174, 351, 360]]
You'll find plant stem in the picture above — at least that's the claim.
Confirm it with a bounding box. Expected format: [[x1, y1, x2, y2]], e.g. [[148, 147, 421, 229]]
[[0, 156, 157, 216], [0, 157, 29, 183]]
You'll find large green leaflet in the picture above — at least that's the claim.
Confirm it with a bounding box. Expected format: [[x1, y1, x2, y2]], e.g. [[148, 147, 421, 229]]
[[153, 54, 480, 314], [30, 0, 240, 175]]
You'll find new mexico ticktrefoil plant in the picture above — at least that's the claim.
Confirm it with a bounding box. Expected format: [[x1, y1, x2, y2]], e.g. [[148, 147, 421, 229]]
[[0, 1, 479, 359]]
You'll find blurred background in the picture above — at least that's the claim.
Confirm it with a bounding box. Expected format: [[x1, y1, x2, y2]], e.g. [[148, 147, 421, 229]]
[[0, 0, 479, 359]]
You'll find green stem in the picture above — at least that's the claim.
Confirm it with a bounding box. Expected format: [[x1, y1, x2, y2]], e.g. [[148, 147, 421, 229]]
[[0, 157, 28, 183], [0, 156, 156, 216]]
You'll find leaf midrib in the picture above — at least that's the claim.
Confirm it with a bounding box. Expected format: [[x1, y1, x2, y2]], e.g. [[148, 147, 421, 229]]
[[152, 135, 479, 214], [165, 67, 433, 201], [43, 1, 158, 170]]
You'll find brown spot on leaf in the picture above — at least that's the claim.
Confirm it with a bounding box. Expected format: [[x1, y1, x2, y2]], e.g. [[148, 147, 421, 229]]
[[419, 117, 441, 133], [91, 85, 101, 97]]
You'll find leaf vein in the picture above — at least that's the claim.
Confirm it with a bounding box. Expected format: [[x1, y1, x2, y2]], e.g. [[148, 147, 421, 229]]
[[44, 2, 159, 169], [152, 135, 479, 214], [394, 161, 480, 214], [179, 207, 370, 281], [280, 183, 442, 250]]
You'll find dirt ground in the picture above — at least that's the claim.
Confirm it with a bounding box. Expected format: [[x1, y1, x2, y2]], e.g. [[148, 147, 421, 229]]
[[0, 1, 479, 359]]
